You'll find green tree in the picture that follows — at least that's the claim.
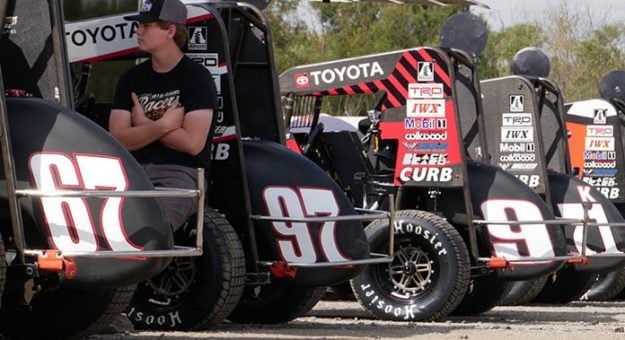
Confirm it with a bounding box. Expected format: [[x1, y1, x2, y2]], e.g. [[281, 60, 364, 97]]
[[478, 23, 544, 79]]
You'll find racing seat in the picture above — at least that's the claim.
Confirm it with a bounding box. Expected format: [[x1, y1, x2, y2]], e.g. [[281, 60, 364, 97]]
[[0, 38, 42, 98]]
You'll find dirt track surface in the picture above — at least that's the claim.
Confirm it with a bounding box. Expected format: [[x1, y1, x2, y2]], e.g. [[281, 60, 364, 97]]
[[87, 300, 625, 339]]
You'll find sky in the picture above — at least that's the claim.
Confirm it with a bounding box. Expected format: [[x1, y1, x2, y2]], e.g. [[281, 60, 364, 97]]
[[471, 0, 625, 31]]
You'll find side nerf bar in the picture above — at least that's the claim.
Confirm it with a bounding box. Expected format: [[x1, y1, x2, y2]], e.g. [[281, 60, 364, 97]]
[[473, 203, 625, 265], [16, 168, 207, 259], [251, 200, 395, 268]]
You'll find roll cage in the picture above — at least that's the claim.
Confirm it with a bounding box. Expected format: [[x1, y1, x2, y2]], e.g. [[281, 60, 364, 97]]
[[280, 45, 625, 269], [65, 0, 394, 275]]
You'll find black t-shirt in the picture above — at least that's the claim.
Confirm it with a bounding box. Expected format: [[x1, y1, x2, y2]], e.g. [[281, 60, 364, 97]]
[[112, 55, 217, 168]]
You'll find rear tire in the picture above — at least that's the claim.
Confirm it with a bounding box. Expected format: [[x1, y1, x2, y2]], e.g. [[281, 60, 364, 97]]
[[351, 210, 470, 321], [325, 282, 356, 301], [533, 267, 598, 304], [228, 282, 326, 324], [451, 276, 512, 315], [1, 233, 129, 340], [501, 276, 548, 306], [127, 209, 245, 330], [0, 284, 134, 340], [581, 267, 625, 301]]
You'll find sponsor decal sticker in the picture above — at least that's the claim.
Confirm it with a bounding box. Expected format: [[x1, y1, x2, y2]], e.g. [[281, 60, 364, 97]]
[[500, 143, 535, 152], [509, 95, 525, 112], [402, 153, 448, 165], [510, 163, 538, 171], [417, 61, 435, 81], [585, 137, 614, 151], [406, 99, 445, 118], [583, 177, 617, 187], [405, 131, 447, 141], [399, 167, 453, 182], [502, 113, 532, 126], [187, 53, 221, 93], [501, 127, 534, 142], [499, 153, 536, 162], [309, 62, 384, 86], [584, 151, 616, 160], [593, 108, 607, 124], [515, 174, 540, 188], [294, 73, 310, 88], [408, 83, 444, 99], [404, 118, 447, 130], [583, 160, 616, 169], [583, 168, 618, 177], [586, 125, 613, 137], [188, 26, 207, 50]]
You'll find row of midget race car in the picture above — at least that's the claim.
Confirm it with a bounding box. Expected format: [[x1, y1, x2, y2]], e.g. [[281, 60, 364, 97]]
[[1, 1, 625, 338], [278, 13, 625, 321]]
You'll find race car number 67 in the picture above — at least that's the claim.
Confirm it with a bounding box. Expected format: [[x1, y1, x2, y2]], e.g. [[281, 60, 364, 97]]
[[29, 152, 141, 252]]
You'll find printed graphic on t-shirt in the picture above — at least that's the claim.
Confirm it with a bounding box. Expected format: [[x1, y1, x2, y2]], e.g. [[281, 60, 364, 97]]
[[137, 90, 181, 120]]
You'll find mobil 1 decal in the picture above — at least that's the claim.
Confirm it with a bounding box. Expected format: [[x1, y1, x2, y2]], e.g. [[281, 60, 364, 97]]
[[378, 47, 463, 186], [481, 78, 547, 193], [566, 99, 624, 202]]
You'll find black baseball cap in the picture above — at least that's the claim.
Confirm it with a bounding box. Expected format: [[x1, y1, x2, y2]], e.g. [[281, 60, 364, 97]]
[[123, 0, 187, 25]]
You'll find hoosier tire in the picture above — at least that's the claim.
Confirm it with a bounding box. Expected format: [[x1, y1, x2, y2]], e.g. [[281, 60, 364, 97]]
[[227, 282, 326, 324], [351, 210, 470, 321], [501, 276, 549, 306], [126, 209, 245, 330]]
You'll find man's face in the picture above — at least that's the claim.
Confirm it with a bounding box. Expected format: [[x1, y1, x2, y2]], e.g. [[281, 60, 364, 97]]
[[136, 21, 172, 53]]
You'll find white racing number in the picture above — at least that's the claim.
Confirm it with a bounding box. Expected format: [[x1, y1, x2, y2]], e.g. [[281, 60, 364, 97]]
[[557, 185, 618, 254], [481, 199, 555, 260], [29, 153, 141, 252], [262, 186, 349, 263]]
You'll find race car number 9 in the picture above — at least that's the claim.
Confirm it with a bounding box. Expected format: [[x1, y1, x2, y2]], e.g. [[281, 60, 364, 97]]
[[29, 153, 141, 252], [481, 199, 555, 260], [263, 186, 349, 263]]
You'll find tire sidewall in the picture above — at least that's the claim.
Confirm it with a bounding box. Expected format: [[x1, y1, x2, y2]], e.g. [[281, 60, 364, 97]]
[[127, 212, 239, 330], [351, 211, 468, 321]]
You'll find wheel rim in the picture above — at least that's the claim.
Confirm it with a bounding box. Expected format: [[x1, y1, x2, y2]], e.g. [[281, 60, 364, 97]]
[[146, 257, 196, 301], [389, 245, 433, 296], [369, 234, 438, 301]]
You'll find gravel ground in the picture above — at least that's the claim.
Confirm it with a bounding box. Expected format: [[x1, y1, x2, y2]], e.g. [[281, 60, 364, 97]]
[[89, 300, 625, 339]]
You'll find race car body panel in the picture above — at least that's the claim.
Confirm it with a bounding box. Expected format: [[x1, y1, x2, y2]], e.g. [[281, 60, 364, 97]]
[[242, 140, 370, 286], [3, 98, 172, 288]]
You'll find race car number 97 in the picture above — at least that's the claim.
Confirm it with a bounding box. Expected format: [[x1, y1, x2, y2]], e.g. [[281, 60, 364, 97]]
[[263, 186, 350, 263], [29, 153, 141, 252]]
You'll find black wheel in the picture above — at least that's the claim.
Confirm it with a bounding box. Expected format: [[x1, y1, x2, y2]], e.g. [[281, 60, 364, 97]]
[[532, 267, 599, 304], [581, 266, 625, 301], [325, 282, 356, 301], [1, 233, 130, 340], [351, 210, 470, 321], [126, 208, 245, 330], [0, 284, 134, 340], [228, 280, 325, 324], [451, 276, 513, 315], [501, 276, 548, 306]]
